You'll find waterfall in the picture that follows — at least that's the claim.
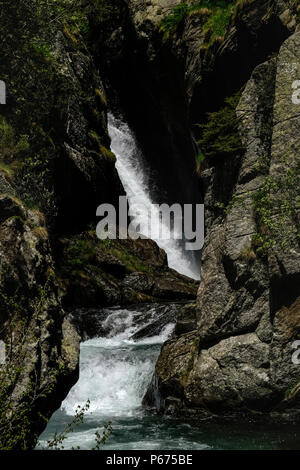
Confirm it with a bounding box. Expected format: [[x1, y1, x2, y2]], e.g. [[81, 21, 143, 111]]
[[37, 305, 298, 450], [108, 114, 200, 280], [61, 309, 175, 418], [37, 113, 295, 451], [37, 115, 203, 451]]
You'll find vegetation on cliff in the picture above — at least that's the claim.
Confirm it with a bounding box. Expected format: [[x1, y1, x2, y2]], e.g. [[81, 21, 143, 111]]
[[57, 231, 198, 309], [0, 0, 118, 228], [196, 91, 245, 170], [1, 0, 299, 449], [160, 0, 238, 42]]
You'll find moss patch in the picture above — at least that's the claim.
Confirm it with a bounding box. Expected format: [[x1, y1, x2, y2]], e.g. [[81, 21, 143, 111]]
[[59, 234, 156, 283], [160, 1, 237, 42]]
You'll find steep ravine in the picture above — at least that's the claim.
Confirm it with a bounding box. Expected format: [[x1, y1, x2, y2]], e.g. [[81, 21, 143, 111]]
[[131, 4, 300, 420], [37, 114, 201, 450], [89, 0, 300, 420], [0, 0, 300, 450]]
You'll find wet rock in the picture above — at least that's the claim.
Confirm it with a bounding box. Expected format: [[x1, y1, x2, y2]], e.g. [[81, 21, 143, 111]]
[[0, 197, 79, 448], [70, 301, 190, 342], [131, 302, 183, 340], [68, 308, 110, 340], [185, 333, 272, 412], [175, 303, 197, 335], [0, 195, 26, 225]]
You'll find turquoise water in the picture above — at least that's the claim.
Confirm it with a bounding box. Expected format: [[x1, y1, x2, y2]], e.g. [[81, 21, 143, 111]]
[[38, 410, 300, 450]]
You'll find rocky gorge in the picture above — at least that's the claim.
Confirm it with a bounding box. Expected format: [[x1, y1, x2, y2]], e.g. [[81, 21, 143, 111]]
[[0, 0, 299, 450]]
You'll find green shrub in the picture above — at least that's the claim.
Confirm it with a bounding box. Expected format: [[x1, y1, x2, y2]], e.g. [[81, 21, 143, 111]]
[[44, 400, 112, 450], [195, 152, 205, 174], [196, 91, 245, 160], [0, 116, 29, 159]]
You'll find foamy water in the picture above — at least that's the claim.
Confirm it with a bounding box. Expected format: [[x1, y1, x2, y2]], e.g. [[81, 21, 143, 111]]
[[108, 114, 200, 280]]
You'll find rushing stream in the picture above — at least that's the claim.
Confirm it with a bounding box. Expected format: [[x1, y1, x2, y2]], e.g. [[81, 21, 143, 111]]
[[37, 115, 299, 450], [37, 307, 300, 450]]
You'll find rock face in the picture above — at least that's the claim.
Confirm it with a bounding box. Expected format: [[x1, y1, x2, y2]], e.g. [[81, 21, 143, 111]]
[[0, 195, 80, 449], [91, 0, 201, 208], [0, 0, 199, 448], [98, 0, 299, 420], [69, 301, 190, 342], [149, 31, 300, 420], [51, 31, 124, 234]]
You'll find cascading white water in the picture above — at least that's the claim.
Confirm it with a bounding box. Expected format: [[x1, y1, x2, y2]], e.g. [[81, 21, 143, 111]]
[[38, 308, 208, 450], [108, 114, 200, 280], [37, 115, 204, 451], [37, 306, 299, 450], [61, 310, 175, 418], [36, 115, 298, 451]]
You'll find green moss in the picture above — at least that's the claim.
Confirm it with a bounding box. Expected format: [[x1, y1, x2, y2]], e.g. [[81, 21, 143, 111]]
[[160, 3, 190, 34], [251, 163, 300, 256], [195, 152, 205, 174], [202, 1, 234, 40], [88, 130, 116, 161], [111, 247, 152, 273], [99, 145, 116, 162], [196, 91, 245, 160], [95, 88, 107, 108], [96, 238, 153, 273], [160, 1, 237, 41], [65, 239, 97, 269], [0, 116, 29, 158], [63, 236, 153, 277], [29, 40, 52, 58]]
